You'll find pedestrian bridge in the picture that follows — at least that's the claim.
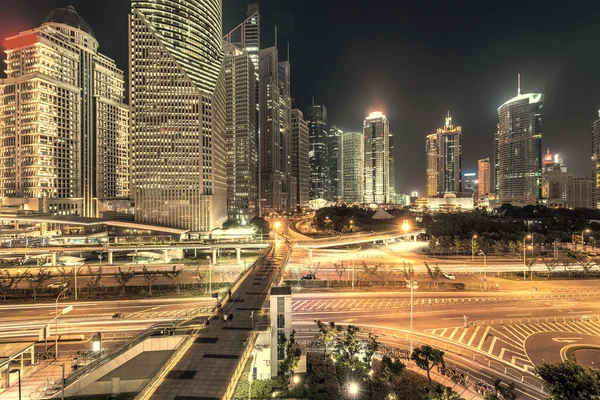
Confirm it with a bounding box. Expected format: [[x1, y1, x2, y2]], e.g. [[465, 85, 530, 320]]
[[293, 229, 425, 249]]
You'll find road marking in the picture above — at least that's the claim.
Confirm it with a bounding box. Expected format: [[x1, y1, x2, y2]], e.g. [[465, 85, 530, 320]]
[[506, 313, 532, 317], [467, 326, 480, 346], [458, 329, 468, 343], [499, 347, 506, 360], [441, 317, 464, 320], [441, 328, 448, 337], [477, 326, 490, 350], [488, 337, 497, 354], [493, 306, 517, 309], [568, 311, 593, 314], [448, 327, 459, 340], [552, 337, 582, 343]]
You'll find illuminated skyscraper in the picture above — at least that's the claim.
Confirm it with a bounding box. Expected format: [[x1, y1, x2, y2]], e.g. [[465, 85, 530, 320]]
[[592, 111, 600, 208], [223, 42, 256, 225], [259, 47, 292, 214], [478, 158, 491, 200], [425, 113, 462, 197], [495, 76, 543, 206], [291, 109, 309, 209], [130, 0, 227, 230], [307, 104, 328, 200], [327, 125, 343, 201], [342, 132, 364, 203], [0, 6, 129, 217], [363, 112, 391, 204]]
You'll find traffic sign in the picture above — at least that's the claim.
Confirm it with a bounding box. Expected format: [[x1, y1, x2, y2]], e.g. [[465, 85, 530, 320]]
[[62, 305, 73, 314]]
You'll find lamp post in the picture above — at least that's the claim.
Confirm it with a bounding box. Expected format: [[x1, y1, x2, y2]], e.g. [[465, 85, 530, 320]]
[[572, 229, 591, 250], [347, 382, 359, 399], [347, 245, 355, 291], [55, 287, 69, 358], [478, 250, 486, 291], [273, 221, 281, 243], [206, 256, 212, 295], [9, 368, 21, 400], [406, 279, 418, 352], [523, 235, 531, 280], [471, 235, 478, 262]]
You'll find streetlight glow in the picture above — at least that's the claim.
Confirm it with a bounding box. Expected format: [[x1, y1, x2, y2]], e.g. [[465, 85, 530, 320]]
[[292, 375, 300, 384], [401, 221, 410, 232], [348, 382, 359, 396], [274, 221, 281, 230]]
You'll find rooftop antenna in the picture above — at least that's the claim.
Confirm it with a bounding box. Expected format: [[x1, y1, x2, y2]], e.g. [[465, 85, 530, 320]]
[[287, 42, 290, 62], [518, 73, 521, 96], [312, 97, 315, 106], [274, 25, 277, 49]]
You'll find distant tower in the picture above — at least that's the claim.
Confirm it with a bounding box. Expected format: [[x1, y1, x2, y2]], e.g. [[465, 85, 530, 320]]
[[592, 111, 600, 209], [425, 113, 462, 197], [495, 75, 543, 206], [342, 132, 365, 203], [291, 109, 310, 209], [0, 6, 129, 217], [477, 158, 491, 200], [363, 112, 391, 205], [307, 104, 328, 200], [327, 125, 344, 201]]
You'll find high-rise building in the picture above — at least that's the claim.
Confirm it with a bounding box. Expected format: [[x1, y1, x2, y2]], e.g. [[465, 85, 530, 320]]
[[130, 0, 227, 231], [363, 112, 391, 204], [425, 113, 462, 197], [307, 104, 328, 200], [389, 131, 396, 203], [342, 132, 364, 203], [291, 109, 309, 209], [591, 111, 600, 209], [327, 125, 343, 201], [495, 76, 543, 206], [0, 6, 129, 218], [569, 177, 594, 209], [259, 47, 292, 214], [477, 158, 491, 200], [223, 42, 256, 225], [463, 172, 477, 197]]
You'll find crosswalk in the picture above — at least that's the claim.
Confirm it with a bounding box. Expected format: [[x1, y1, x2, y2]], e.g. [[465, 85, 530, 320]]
[[427, 319, 600, 371], [125, 308, 208, 319]]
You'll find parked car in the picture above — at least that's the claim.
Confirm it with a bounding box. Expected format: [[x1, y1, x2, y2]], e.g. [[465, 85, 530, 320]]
[[581, 315, 590, 321], [442, 272, 456, 280], [301, 273, 316, 280], [47, 281, 68, 289]]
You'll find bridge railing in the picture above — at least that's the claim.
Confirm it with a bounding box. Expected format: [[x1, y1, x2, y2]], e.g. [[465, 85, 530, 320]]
[[474, 314, 600, 326]]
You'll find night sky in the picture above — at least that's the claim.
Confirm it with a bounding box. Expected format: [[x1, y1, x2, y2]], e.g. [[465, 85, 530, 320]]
[[2, 0, 600, 195]]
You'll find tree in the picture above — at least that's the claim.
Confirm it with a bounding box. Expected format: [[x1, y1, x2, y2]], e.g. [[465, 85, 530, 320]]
[[425, 262, 442, 287], [87, 266, 104, 294], [0, 269, 27, 301], [379, 264, 395, 287], [580, 256, 597, 275], [279, 330, 301, 376], [333, 262, 347, 283], [559, 256, 574, 277], [378, 355, 405, 384], [525, 259, 536, 280], [411, 345, 445, 387], [163, 265, 185, 294], [195, 265, 213, 293], [429, 237, 439, 256], [432, 386, 462, 400], [307, 262, 322, 279], [250, 217, 270, 239], [492, 241, 505, 257], [484, 379, 517, 400], [114, 267, 135, 295], [535, 361, 600, 400], [362, 333, 379, 365], [335, 325, 362, 370], [315, 320, 341, 355], [26, 269, 52, 300], [142, 265, 160, 296], [542, 258, 559, 277], [402, 261, 415, 280]]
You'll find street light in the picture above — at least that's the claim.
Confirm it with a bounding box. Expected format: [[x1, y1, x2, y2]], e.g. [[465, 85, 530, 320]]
[[478, 250, 486, 291], [347, 382, 359, 398], [523, 235, 532, 280], [572, 229, 591, 250], [55, 287, 69, 358], [471, 235, 478, 262], [406, 279, 418, 352], [206, 256, 212, 295], [273, 221, 281, 243], [9, 368, 21, 400]]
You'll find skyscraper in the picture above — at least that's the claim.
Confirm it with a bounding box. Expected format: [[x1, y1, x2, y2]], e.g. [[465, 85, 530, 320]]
[[569, 177, 594, 209], [291, 109, 309, 209], [425, 113, 462, 197], [477, 158, 491, 200], [307, 104, 328, 200], [591, 111, 600, 208], [259, 47, 292, 214], [495, 76, 543, 206], [327, 125, 343, 201], [363, 112, 391, 204], [223, 42, 256, 225], [389, 131, 396, 203], [0, 6, 129, 218], [129, 0, 227, 230], [342, 132, 364, 203]]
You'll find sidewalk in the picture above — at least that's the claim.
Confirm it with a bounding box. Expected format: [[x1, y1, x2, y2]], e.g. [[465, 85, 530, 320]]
[[148, 243, 288, 400], [406, 362, 483, 400], [1, 355, 73, 400]]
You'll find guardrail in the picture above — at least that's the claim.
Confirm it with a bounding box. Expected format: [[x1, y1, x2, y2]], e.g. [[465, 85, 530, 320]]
[[221, 331, 258, 400], [473, 314, 600, 326]]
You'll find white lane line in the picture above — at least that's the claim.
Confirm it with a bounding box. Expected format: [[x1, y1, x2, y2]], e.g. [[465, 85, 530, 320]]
[[488, 337, 498, 355], [448, 327, 459, 340], [477, 326, 490, 350], [506, 313, 532, 317], [499, 347, 506, 360], [439, 328, 448, 337], [467, 326, 481, 346], [458, 329, 469, 343], [347, 299, 357, 309], [493, 306, 517, 309], [441, 317, 464, 320]]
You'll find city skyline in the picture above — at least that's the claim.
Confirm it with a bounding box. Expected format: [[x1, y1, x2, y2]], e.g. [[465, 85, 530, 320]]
[[3, 1, 600, 195]]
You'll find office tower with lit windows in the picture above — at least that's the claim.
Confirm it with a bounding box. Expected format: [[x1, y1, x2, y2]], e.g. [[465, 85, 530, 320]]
[[389, 131, 396, 203], [129, 0, 227, 231], [223, 42, 256, 225], [569, 177, 594, 209], [495, 77, 543, 206], [0, 6, 129, 218], [478, 158, 491, 200], [342, 131, 364, 203], [307, 104, 328, 200], [425, 113, 462, 197], [592, 111, 600, 208], [291, 109, 309, 209], [463, 172, 477, 197], [327, 125, 343, 201], [363, 112, 391, 204], [259, 47, 292, 214]]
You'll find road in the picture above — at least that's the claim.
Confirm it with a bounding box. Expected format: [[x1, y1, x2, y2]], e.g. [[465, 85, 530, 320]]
[[292, 290, 600, 399]]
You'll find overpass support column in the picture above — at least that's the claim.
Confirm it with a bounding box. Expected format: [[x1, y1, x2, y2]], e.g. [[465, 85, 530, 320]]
[[308, 249, 313, 262], [236, 248, 241, 264], [163, 250, 168, 264], [413, 235, 417, 242], [51, 253, 57, 267], [108, 251, 113, 265], [212, 249, 217, 265], [30, 345, 35, 365], [384, 240, 389, 250]]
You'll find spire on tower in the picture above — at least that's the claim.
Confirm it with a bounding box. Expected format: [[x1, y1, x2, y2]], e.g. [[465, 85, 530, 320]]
[[518, 73, 521, 96]]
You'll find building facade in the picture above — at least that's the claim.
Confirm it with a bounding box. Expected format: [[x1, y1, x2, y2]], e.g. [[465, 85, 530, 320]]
[[259, 47, 292, 214], [327, 125, 343, 201], [129, 0, 227, 231], [569, 177, 594, 209], [307, 104, 328, 200], [495, 82, 543, 206], [291, 109, 309, 209], [0, 6, 129, 218], [363, 112, 391, 204], [463, 172, 477, 197], [592, 111, 600, 209], [389, 131, 396, 203], [477, 158, 491, 200], [425, 113, 462, 197], [223, 42, 257, 225], [342, 132, 364, 203]]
